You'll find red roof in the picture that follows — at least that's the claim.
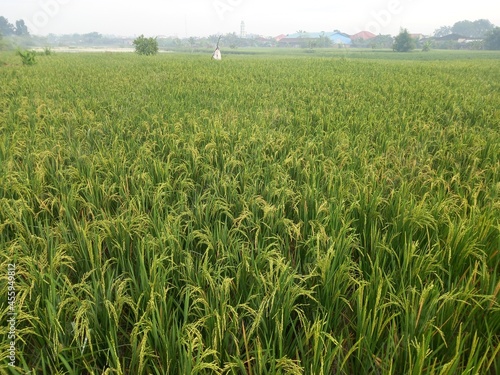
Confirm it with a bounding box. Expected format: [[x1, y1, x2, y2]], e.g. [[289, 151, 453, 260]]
[[350, 31, 377, 40]]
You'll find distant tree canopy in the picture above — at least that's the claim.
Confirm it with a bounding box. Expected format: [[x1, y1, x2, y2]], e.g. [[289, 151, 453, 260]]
[[0, 16, 15, 36], [15, 20, 29, 36], [319, 32, 333, 48], [434, 19, 495, 38], [393, 29, 415, 52], [133, 35, 159, 56], [484, 27, 500, 50], [433, 26, 452, 38], [452, 19, 494, 38], [0, 16, 29, 36], [371, 35, 394, 49], [82, 32, 102, 43]]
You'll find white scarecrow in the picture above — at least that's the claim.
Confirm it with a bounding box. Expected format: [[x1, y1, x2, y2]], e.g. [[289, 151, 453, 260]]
[[212, 36, 222, 60]]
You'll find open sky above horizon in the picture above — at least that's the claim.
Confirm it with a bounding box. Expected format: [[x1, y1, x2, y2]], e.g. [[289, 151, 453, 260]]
[[2, 0, 499, 37]]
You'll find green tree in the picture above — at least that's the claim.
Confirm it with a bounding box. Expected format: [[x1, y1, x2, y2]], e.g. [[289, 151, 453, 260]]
[[484, 27, 500, 50], [451, 19, 494, 38], [83, 32, 103, 44], [188, 37, 196, 52], [15, 19, 29, 36], [0, 16, 15, 36], [133, 35, 158, 56], [433, 26, 451, 37], [221, 32, 240, 48], [393, 29, 415, 52], [471, 19, 494, 37], [371, 34, 394, 49]]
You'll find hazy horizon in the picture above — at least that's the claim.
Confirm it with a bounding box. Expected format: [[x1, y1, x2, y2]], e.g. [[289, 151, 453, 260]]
[[2, 1, 499, 38]]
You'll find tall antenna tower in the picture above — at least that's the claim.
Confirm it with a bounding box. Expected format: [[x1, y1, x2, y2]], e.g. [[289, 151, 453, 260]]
[[240, 21, 246, 38]]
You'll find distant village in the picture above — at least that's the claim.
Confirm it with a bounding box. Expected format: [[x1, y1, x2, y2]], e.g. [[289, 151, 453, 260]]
[[44, 24, 489, 52], [241, 30, 484, 50], [1, 15, 495, 52], [152, 26, 489, 52], [40, 29, 487, 52], [159, 19, 494, 51]]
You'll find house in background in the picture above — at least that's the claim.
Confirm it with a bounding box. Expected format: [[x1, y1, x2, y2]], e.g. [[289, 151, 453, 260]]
[[350, 31, 377, 41], [427, 33, 484, 49], [330, 32, 352, 46], [350, 30, 395, 48]]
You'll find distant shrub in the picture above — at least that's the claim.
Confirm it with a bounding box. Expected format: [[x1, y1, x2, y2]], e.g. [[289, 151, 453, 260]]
[[133, 35, 158, 56], [17, 49, 37, 65], [393, 28, 415, 52], [36, 47, 53, 56]]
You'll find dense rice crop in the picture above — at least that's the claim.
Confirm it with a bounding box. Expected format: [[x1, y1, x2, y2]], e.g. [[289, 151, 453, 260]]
[[0, 52, 499, 374]]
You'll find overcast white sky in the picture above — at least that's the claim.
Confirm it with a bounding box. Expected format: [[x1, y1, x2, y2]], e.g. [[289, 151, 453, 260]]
[[2, 0, 499, 37]]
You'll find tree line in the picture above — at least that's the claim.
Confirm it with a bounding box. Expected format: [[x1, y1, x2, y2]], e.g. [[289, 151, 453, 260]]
[[2, 14, 499, 51], [432, 19, 500, 50], [0, 16, 29, 36], [434, 19, 495, 38]]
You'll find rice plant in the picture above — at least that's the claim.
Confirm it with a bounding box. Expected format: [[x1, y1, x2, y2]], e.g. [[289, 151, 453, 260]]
[[0, 51, 499, 374]]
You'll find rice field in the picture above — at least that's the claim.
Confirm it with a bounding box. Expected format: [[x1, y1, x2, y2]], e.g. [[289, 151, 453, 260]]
[[0, 51, 499, 374]]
